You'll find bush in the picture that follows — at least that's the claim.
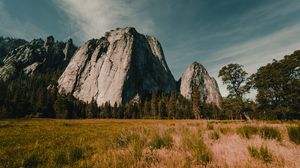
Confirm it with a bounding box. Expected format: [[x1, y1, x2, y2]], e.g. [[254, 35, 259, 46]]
[[247, 145, 272, 163], [259, 127, 281, 141], [149, 133, 173, 149], [237, 126, 258, 139], [288, 126, 300, 144]]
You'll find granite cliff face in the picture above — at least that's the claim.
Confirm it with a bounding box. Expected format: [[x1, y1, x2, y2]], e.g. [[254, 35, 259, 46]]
[[0, 37, 27, 64], [0, 36, 77, 81], [179, 62, 222, 107], [58, 27, 177, 105]]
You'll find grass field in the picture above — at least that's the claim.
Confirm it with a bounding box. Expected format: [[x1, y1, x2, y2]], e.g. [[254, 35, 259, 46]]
[[0, 119, 300, 168]]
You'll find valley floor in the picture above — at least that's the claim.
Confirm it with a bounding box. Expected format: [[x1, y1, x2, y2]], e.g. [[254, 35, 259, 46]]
[[0, 119, 299, 168]]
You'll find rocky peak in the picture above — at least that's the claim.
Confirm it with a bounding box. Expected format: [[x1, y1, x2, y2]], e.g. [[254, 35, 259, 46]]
[[0, 37, 28, 64], [0, 36, 77, 81], [179, 62, 222, 107], [58, 27, 176, 106]]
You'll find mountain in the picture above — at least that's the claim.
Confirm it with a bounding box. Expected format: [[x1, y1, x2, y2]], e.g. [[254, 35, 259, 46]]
[[0, 37, 27, 64], [179, 62, 222, 107], [58, 27, 177, 106], [0, 36, 77, 81]]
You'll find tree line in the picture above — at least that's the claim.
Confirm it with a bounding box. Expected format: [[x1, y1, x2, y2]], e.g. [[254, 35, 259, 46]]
[[0, 50, 299, 120]]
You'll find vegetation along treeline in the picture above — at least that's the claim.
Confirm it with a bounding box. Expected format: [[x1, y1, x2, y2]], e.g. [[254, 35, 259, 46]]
[[0, 50, 299, 120]]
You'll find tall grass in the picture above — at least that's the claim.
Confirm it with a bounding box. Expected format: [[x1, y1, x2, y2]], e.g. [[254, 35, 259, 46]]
[[183, 130, 213, 166], [237, 125, 258, 139], [149, 132, 173, 149], [248, 145, 272, 163], [288, 125, 300, 144], [259, 127, 281, 141]]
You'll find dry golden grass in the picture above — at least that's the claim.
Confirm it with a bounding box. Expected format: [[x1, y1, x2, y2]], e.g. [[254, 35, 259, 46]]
[[0, 119, 299, 168]]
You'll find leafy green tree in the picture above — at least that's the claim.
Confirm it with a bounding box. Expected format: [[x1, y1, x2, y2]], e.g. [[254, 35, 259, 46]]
[[252, 51, 300, 119], [219, 64, 251, 119]]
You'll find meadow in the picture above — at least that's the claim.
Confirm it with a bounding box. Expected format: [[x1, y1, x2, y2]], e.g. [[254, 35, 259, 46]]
[[0, 119, 300, 168]]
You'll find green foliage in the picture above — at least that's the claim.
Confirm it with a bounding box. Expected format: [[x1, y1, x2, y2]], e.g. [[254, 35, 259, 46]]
[[259, 127, 281, 141], [253, 51, 300, 119], [288, 125, 300, 144], [237, 126, 258, 139], [218, 64, 250, 99]]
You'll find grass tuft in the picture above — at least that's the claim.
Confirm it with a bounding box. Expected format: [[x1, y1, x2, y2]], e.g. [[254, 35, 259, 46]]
[[209, 131, 220, 140], [183, 132, 213, 166], [288, 125, 300, 145], [23, 151, 42, 168], [69, 146, 84, 162], [259, 127, 281, 141], [237, 126, 258, 139], [248, 145, 272, 163], [149, 132, 173, 149], [206, 122, 214, 130]]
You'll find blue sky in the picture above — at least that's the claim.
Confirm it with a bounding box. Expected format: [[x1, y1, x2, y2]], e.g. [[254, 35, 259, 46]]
[[1, 0, 300, 97]]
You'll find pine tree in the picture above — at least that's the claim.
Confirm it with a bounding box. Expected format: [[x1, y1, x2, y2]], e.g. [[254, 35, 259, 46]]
[[158, 99, 167, 119], [167, 94, 176, 119], [191, 81, 201, 119], [151, 92, 158, 119]]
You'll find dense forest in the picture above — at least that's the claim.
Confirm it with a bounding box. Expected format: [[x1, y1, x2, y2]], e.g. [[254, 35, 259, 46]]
[[0, 50, 299, 120]]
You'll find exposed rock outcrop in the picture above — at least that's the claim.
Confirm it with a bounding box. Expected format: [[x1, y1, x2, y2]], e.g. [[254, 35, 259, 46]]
[[58, 27, 177, 106], [0, 36, 77, 81], [179, 62, 222, 107], [0, 37, 27, 64]]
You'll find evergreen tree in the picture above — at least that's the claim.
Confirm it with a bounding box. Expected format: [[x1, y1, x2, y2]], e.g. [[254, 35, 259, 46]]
[[191, 81, 201, 119], [151, 92, 158, 119]]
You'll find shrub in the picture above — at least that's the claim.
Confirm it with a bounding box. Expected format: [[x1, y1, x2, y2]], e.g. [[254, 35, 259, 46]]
[[69, 146, 84, 162], [149, 133, 173, 149], [259, 127, 281, 141], [209, 131, 220, 140], [288, 126, 300, 144], [237, 126, 258, 139], [247, 145, 272, 163]]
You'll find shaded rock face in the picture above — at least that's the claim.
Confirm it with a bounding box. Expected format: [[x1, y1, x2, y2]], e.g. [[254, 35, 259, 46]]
[[179, 62, 222, 107], [0, 36, 77, 81], [0, 37, 27, 64], [58, 27, 177, 105]]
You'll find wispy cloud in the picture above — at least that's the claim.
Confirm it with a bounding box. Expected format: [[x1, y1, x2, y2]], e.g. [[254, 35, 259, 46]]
[[0, 2, 45, 40], [209, 22, 300, 98], [54, 0, 155, 42]]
